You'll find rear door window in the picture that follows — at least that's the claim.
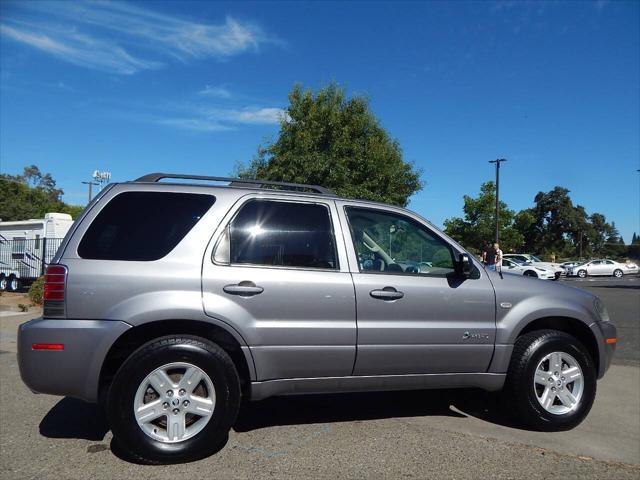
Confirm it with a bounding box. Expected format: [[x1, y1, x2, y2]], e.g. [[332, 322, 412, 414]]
[[220, 200, 338, 269], [78, 191, 215, 260]]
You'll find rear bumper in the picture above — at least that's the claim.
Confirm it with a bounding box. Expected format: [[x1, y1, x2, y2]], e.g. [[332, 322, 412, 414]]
[[18, 318, 130, 402]]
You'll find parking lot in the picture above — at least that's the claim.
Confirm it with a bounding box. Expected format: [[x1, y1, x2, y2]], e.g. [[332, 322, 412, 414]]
[[0, 275, 638, 479]]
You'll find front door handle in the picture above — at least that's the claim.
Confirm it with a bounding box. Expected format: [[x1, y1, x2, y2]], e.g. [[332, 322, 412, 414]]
[[370, 286, 404, 300], [223, 281, 264, 297]]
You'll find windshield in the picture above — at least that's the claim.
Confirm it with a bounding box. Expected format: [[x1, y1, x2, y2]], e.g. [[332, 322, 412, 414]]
[[530, 255, 543, 262]]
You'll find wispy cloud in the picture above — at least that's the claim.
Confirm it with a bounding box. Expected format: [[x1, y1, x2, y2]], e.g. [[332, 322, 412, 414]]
[[0, 1, 279, 74], [157, 117, 233, 132], [205, 107, 286, 125], [0, 23, 161, 75], [157, 105, 286, 132], [198, 85, 232, 99]]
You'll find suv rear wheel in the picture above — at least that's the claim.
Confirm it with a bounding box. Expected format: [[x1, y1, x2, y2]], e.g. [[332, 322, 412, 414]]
[[107, 336, 240, 464], [504, 330, 596, 431]]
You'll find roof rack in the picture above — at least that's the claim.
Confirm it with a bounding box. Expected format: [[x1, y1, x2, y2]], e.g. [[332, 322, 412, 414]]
[[133, 172, 336, 195]]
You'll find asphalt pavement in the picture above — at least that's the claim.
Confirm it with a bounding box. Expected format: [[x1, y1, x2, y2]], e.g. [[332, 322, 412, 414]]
[[0, 276, 638, 479], [559, 274, 639, 366]]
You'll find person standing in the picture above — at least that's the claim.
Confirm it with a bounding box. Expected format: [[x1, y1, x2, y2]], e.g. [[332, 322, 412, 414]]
[[486, 243, 497, 270], [494, 243, 503, 271], [481, 242, 489, 264], [486, 242, 503, 271]]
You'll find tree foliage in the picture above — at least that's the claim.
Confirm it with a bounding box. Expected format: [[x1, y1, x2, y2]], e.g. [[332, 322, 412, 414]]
[[445, 182, 632, 260], [0, 166, 83, 221], [236, 83, 422, 207], [443, 181, 523, 253]]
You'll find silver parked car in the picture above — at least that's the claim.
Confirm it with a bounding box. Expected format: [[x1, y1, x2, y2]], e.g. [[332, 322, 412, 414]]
[[569, 259, 638, 278], [18, 173, 617, 464]]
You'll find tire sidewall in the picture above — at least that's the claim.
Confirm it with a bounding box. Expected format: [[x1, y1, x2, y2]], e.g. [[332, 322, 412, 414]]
[[520, 335, 596, 429], [578, 270, 587, 278], [108, 338, 240, 463], [613, 269, 623, 278]]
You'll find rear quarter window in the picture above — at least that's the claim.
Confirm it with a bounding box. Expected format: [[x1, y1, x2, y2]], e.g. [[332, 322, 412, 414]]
[[78, 191, 215, 261]]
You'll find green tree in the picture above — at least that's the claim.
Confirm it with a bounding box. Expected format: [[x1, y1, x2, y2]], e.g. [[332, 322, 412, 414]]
[[0, 166, 83, 221], [629, 232, 640, 259], [522, 187, 595, 258], [513, 209, 537, 251], [236, 83, 422, 207], [16, 164, 64, 201], [443, 181, 523, 253]]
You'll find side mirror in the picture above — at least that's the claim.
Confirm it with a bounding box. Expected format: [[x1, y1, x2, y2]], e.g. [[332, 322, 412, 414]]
[[458, 253, 472, 279]]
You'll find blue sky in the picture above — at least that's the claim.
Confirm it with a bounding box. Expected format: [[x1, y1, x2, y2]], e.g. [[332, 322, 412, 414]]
[[1, 0, 638, 242]]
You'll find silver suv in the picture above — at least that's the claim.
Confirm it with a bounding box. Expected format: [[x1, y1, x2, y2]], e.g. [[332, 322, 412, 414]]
[[18, 173, 617, 464]]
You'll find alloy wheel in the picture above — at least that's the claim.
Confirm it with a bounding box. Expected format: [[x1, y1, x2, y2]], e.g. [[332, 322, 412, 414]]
[[533, 351, 584, 415], [133, 362, 216, 443]]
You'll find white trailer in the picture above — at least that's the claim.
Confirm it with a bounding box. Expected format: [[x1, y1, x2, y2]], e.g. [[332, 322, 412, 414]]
[[0, 213, 74, 290]]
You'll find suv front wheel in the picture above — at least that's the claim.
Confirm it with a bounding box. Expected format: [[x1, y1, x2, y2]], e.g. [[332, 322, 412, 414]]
[[107, 336, 241, 464], [505, 330, 596, 431]]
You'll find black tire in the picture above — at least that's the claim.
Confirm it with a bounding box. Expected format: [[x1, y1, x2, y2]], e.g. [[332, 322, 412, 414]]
[[523, 270, 538, 277], [613, 269, 623, 278], [6, 275, 19, 292], [107, 335, 241, 464], [577, 270, 587, 278], [504, 329, 596, 431], [0, 274, 6, 291]]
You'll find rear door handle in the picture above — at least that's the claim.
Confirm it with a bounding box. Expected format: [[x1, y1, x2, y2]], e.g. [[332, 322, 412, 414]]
[[370, 287, 404, 300], [223, 281, 264, 297]]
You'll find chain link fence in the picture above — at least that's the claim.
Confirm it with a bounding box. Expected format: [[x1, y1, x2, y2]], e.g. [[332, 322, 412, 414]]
[[0, 238, 64, 281]]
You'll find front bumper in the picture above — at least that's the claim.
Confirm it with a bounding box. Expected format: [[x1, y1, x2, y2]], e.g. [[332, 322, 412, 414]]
[[18, 318, 131, 403], [590, 320, 617, 379]]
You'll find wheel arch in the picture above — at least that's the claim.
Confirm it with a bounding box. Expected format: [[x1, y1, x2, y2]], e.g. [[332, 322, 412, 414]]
[[99, 319, 255, 404], [515, 316, 599, 375]]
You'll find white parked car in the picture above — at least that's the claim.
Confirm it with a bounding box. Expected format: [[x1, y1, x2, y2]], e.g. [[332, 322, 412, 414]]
[[501, 258, 556, 280], [568, 259, 638, 278], [503, 254, 563, 279]]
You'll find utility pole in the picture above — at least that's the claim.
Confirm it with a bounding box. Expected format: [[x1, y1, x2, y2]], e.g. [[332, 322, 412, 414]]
[[488, 158, 507, 244], [82, 181, 99, 203]]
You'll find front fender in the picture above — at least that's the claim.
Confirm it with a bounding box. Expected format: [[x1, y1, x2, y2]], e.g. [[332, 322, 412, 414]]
[[496, 294, 598, 345]]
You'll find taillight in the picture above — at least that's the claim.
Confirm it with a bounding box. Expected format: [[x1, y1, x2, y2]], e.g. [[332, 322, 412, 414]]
[[43, 264, 67, 317]]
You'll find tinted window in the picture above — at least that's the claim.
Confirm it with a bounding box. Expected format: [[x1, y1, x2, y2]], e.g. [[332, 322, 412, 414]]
[[228, 200, 337, 269], [346, 207, 455, 277], [78, 191, 215, 260]]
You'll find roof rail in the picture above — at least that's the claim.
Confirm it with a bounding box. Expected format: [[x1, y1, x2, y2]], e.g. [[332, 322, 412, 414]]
[[133, 172, 336, 195]]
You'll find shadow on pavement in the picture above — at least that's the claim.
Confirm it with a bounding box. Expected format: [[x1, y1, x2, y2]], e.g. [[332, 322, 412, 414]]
[[39, 388, 528, 455], [39, 397, 109, 441], [234, 388, 525, 432]]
